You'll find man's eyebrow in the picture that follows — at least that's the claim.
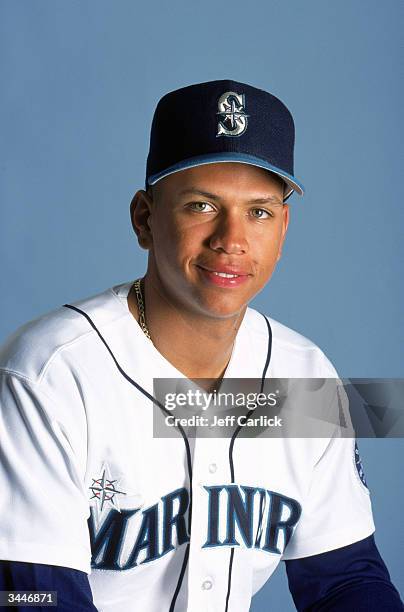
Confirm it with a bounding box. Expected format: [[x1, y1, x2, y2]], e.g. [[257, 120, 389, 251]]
[[249, 196, 284, 206], [178, 188, 284, 205], [178, 188, 219, 199]]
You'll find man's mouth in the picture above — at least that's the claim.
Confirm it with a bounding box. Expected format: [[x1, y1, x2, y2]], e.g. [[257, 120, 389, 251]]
[[195, 265, 252, 287], [211, 271, 242, 278], [196, 264, 251, 276]]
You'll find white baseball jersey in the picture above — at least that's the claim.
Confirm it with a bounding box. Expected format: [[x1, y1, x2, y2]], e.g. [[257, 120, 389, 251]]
[[0, 281, 375, 611]]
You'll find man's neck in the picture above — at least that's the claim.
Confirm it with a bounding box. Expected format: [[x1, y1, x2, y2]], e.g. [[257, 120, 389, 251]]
[[127, 279, 246, 382]]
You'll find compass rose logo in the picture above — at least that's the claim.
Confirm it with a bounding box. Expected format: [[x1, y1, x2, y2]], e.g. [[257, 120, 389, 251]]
[[89, 464, 127, 513], [216, 91, 249, 137]]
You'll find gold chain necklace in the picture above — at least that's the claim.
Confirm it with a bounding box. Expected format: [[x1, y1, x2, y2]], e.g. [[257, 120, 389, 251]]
[[133, 278, 152, 341]]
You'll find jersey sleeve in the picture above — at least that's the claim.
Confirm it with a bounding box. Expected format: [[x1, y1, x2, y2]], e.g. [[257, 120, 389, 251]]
[[282, 430, 375, 560], [0, 561, 98, 611], [0, 372, 91, 573], [285, 535, 403, 611]]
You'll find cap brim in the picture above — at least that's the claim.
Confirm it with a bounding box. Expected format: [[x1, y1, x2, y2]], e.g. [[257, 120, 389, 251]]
[[148, 152, 304, 199]]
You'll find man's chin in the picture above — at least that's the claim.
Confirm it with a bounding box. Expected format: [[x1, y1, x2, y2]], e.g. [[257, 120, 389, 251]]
[[195, 298, 248, 321]]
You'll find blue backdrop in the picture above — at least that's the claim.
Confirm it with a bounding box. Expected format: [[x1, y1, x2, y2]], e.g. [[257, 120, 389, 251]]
[[1, 1, 403, 608]]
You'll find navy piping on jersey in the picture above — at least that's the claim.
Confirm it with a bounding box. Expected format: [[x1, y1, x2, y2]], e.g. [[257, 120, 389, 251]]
[[224, 314, 272, 612], [63, 304, 193, 612]]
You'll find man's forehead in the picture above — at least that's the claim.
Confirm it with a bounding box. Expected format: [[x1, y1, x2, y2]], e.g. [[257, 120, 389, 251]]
[[153, 163, 286, 203]]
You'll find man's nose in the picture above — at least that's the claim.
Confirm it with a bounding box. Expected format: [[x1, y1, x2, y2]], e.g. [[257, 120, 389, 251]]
[[209, 211, 248, 255]]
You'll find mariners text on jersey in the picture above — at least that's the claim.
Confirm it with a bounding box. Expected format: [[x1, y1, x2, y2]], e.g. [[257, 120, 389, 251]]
[[89, 484, 301, 570]]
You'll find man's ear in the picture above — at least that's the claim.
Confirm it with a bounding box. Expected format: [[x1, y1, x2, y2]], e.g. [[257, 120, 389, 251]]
[[277, 204, 290, 261], [130, 189, 154, 250]]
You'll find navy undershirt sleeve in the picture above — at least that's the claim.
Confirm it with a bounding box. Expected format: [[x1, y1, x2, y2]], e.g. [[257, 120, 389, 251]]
[[285, 535, 404, 611], [0, 561, 98, 611]]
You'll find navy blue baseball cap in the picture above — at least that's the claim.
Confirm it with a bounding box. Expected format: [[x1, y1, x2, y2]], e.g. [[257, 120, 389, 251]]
[[145, 79, 304, 201]]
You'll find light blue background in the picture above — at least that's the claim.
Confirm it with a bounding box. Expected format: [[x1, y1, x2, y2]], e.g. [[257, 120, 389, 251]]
[[1, 1, 403, 608]]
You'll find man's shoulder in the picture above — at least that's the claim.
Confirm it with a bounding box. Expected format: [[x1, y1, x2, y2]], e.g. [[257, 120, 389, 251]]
[[244, 307, 338, 377], [0, 281, 132, 384]]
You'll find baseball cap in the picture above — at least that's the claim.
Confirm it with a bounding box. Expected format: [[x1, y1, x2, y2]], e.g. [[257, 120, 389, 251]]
[[145, 79, 304, 201]]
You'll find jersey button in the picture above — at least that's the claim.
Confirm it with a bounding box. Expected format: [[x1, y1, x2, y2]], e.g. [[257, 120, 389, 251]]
[[201, 578, 213, 591], [208, 463, 217, 474]]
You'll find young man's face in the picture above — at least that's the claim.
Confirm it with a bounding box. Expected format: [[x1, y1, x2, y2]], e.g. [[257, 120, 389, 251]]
[[133, 162, 289, 320]]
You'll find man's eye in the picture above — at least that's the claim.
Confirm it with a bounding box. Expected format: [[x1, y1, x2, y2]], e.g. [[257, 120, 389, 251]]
[[251, 208, 273, 219], [188, 201, 215, 213]]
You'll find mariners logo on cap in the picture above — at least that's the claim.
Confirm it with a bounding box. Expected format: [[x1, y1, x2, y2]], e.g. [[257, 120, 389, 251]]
[[216, 91, 249, 137]]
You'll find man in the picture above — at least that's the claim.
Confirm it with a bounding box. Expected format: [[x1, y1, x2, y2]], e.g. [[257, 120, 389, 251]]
[[0, 80, 402, 611]]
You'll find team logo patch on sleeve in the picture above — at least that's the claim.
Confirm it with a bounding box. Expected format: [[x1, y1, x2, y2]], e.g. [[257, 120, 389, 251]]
[[354, 441, 368, 488], [89, 463, 127, 513]]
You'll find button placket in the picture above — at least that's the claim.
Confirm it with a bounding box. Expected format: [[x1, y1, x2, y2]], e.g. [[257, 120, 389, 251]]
[[187, 437, 223, 609]]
